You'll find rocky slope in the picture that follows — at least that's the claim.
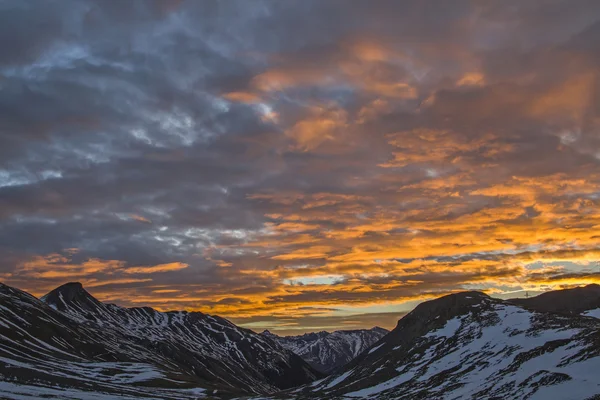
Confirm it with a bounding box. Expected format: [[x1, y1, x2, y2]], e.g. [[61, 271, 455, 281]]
[[4, 282, 600, 400], [0, 282, 321, 399], [508, 284, 600, 317], [260, 291, 600, 399], [262, 327, 388, 373]]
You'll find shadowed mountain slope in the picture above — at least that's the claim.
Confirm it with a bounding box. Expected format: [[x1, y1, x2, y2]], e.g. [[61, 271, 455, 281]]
[[508, 284, 600, 316], [258, 291, 600, 399], [0, 282, 321, 399]]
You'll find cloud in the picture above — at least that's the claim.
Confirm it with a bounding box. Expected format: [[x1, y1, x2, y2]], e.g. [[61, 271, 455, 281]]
[[0, 0, 600, 332], [124, 262, 189, 274], [130, 214, 153, 224], [231, 311, 406, 336]]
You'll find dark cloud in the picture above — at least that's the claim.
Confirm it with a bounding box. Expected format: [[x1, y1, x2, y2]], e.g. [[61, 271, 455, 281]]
[[1, 0, 600, 331]]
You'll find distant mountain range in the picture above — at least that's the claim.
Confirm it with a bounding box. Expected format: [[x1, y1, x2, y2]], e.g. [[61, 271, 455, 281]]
[[261, 327, 388, 373], [1, 282, 600, 399]]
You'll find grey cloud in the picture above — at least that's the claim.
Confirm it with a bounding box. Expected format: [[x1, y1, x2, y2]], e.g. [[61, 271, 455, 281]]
[[1, 0, 600, 331]]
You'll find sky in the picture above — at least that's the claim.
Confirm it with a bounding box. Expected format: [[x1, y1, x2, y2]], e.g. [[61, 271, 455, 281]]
[[1, 0, 600, 335]]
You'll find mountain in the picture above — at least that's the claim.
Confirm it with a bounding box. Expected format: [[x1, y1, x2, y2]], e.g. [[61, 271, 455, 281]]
[[508, 284, 600, 317], [262, 327, 388, 373], [4, 282, 600, 400], [0, 282, 321, 399], [262, 291, 600, 399]]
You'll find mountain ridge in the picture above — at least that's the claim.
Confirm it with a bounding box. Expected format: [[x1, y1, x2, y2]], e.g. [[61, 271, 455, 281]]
[[508, 284, 600, 315], [0, 281, 321, 399], [259, 291, 600, 399], [3, 282, 600, 399]]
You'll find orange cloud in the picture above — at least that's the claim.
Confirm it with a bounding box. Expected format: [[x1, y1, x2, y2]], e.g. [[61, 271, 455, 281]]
[[6, 7, 600, 334], [85, 278, 153, 287], [130, 214, 152, 223], [222, 91, 262, 103], [528, 73, 596, 121], [18, 256, 125, 278], [286, 105, 349, 151], [457, 72, 485, 87], [124, 262, 189, 274]]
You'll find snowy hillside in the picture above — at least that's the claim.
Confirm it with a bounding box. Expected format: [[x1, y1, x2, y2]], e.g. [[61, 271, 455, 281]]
[[263, 327, 388, 373], [0, 282, 320, 399], [583, 308, 600, 319], [4, 282, 600, 400], [259, 292, 600, 399]]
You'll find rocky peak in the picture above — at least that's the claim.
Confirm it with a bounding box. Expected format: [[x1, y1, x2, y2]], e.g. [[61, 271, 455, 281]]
[[398, 291, 490, 328], [371, 326, 389, 335], [345, 291, 493, 366], [0, 281, 323, 397], [301, 291, 600, 400], [40, 282, 105, 317]]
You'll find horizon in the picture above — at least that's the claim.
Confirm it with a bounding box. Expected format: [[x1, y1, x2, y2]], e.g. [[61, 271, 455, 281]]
[[1, 0, 600, 334], [6, 279, 555, 336]]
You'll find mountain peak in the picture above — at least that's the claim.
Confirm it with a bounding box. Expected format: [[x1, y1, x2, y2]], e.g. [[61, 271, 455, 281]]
[[306, 290, 600, 399], [398, 291, 490, 328], [56, 281, 83, 292], [41, 281, 103, 315], [0, 281, 322, 396], [43, 281, 86, 299], [586, 283, 600, 289], [371, 326, 389, 334], [341, 291, 493, 367]]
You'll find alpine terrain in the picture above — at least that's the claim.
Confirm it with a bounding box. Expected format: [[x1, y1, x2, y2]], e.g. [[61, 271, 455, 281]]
[[0, 282, 321, 399], [3, 283, 600, 399], [259, 291, 600, 399], [508, 284, 600, 318], [262, 327, 388, 373]]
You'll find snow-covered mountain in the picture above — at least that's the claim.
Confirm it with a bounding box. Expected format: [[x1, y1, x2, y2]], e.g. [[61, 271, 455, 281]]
[[0, 282, 321, 399], [260, 291, 600, 399], [262, 327, 388, 373], [4, 282, 600, 399]]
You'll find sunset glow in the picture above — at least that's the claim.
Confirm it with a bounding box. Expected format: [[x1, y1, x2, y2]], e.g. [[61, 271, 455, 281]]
[[1, 0, 600, 335]]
